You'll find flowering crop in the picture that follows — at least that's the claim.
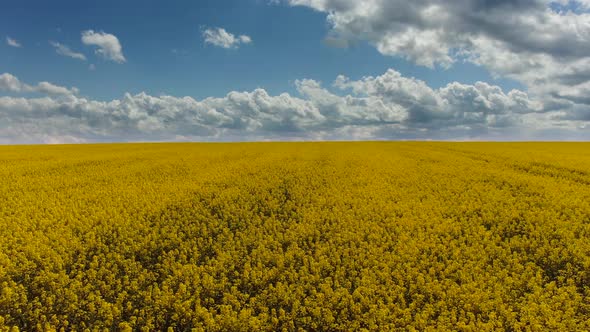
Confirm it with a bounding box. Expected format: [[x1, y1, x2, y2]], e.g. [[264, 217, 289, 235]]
[[1, 142, 589, 331]]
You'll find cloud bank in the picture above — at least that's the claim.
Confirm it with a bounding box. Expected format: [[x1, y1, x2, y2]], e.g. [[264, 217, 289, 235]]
[[281, 0, 590, 120], [1, 70, 587, 144]]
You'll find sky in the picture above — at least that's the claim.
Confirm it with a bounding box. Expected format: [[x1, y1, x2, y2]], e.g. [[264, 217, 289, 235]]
[[1, 0, 589, 143]]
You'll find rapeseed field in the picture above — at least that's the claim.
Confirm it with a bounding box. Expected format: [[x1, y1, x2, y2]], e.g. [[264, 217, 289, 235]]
[[1, 142, 589, 331]]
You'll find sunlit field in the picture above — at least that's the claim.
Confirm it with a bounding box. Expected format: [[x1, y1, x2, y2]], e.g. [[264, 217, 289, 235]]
[[1, 142, 589, 331]]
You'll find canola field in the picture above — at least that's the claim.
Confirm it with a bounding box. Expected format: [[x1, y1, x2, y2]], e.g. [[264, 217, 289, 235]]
[[1, 142, 590, 331]]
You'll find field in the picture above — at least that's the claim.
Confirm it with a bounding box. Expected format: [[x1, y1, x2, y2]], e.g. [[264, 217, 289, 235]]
[[1, 142, 589, 331]]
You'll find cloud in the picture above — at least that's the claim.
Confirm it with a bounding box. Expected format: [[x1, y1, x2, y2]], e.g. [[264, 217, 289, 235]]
[[35, 82, 79, 96], [281, 0, 590, 110], [81, 30, 126, 63], [2, 70, 586, 144], [49, 41, 87, 61], [202, 27, 252, 49], [0, 73, 26, 92], [333, 69, 544, 129], [6, 37, 21, 48], [0, 73, 78, 96]]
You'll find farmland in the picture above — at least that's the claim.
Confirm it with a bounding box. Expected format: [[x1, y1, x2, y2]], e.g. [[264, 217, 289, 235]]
[[1, 142, 589, 331]]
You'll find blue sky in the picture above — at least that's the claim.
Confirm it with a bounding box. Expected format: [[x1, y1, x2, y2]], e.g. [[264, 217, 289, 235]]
[[1, 0, 523, 100], [1, 0, 589, 143]]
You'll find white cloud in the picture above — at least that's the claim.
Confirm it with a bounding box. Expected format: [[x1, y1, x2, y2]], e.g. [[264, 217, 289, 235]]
[[1, 70, 586, 144], [81, 30, 126, 63], [202, 27, 252, 49], [0, 73, 78, 96], [0, 73, 26, 92], [333, 69, 544, 129], [6, 37, 21, 48], [35, 82, 79, 96], [49, 41, 87, 61]]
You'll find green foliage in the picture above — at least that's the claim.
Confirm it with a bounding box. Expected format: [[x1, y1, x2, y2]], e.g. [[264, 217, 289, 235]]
[[0, 142, 589, 331]]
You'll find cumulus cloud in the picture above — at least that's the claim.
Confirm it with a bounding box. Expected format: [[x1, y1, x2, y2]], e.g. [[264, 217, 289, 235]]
[[49, 41, 87, 61], [6, 36, 21, 48], [2, 70, 586, 144], [81, 30, 126, 63], [202, 27, 252, 49], [281, 0, 590, 111], [334, 69, 544, 130]]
